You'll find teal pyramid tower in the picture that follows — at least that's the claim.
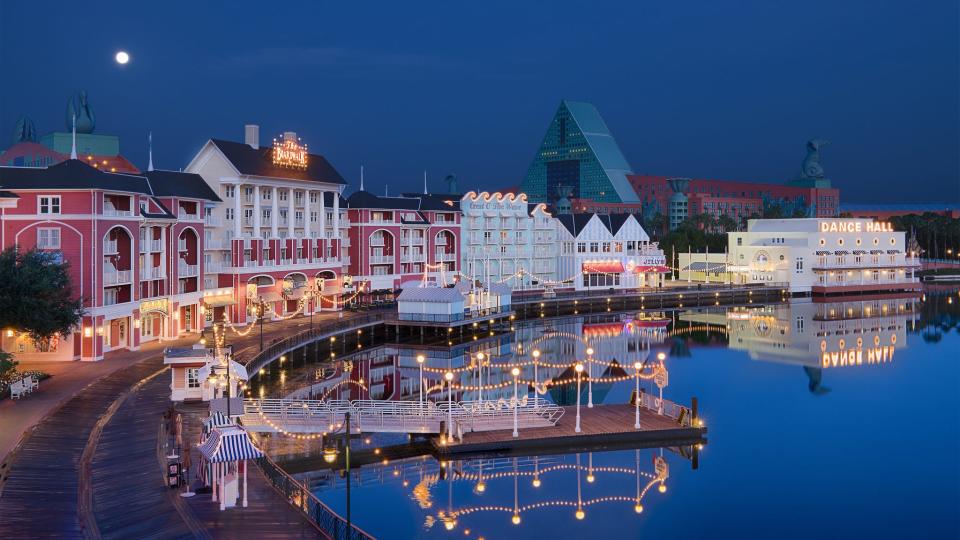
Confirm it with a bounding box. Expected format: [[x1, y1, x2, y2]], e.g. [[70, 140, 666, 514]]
[[521, 101, 638, 204]]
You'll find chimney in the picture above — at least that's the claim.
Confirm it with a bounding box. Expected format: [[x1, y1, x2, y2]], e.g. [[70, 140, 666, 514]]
[[244, 124, 260, 149]]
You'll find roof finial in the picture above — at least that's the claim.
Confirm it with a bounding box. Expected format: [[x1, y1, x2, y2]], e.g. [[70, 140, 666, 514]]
[[70, 114, 78, 160], [147, 131, 154, 172], [423, 170, 428, 195], [360, 165, 364, 191], [384, 184, 388, 197]]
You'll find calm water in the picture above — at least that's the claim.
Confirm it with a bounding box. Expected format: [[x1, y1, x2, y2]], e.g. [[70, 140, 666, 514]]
[[253, 289, 960, 539]]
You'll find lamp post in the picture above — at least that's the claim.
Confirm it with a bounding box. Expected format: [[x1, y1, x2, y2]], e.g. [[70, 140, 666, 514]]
[[586, 347, 594, 408], [444, 371, 454, 441], [532, 349, 540, 394], [254, 296, 266, 351], [633, 361, 642, 429], [575, 453, 585, 521], [345, 411, 352, 534], [416, 354, 425, 406], [476, 352, 485, 404], [574, 363, 584, 433], [511, 366, 520, 438]]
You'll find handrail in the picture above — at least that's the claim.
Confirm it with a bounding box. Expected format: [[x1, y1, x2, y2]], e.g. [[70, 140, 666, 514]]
[[256, 452, 375, 540]]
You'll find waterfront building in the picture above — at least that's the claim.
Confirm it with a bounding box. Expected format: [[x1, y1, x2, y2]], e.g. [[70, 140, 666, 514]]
[[727, 218, 922, 294], [396, 282, 511, 324], [840, 203, 960, 220], [0, 158, 220, 360], [460, 191, 558, 289], [520, 101, 639, 205], [346, 190, 460, 294], [184, 126, 350, 325], [555, 213, 669, 291]]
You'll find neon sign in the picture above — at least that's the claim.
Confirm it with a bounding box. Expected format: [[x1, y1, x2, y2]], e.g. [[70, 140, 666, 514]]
[[821, 345, 895, 368], [272, 135, 308, 170], [819, 221, 893, 233]]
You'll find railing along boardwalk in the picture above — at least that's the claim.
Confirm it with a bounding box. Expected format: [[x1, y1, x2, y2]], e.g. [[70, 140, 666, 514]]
[[240, 397, 564, 435]]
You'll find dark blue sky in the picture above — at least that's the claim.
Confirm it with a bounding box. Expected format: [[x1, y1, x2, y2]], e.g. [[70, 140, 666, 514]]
[[2, 0, 957, 203]]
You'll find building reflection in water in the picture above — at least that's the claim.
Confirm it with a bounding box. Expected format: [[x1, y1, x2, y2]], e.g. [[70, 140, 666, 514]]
[[681, 295, 919, 394]]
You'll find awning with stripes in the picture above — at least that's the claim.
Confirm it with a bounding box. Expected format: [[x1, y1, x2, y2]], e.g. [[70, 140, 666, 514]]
[[582, 261, 625, 274], [853, 249, 867, 255], [198, 426, 264, 463], [634, 265, 673, 273], [202, 294, 235, 308], [870, 249, 884, 254], [203, 411, 233, 432], [815, 250, 830, 256], [887, 249, 900, 254], [834, 250, 850, 255]]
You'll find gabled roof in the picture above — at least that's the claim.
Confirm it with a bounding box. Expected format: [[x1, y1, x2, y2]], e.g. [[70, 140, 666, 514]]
[[397, 286, 465, 303], [555, 213, 596, 237], [209, 138, 346, 185], [556, 212, 642, 237], [0, 159, 153, 194], [346, 190, 421, 210], [595, 213, 638, 235], [144, 170, 222, 202]]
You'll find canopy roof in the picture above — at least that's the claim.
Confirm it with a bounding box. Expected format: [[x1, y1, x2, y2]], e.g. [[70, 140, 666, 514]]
[[198, 426, 263, 463]]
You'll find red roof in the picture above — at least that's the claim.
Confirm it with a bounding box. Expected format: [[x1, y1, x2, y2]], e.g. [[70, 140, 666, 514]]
[[582, 261, 624, 274]]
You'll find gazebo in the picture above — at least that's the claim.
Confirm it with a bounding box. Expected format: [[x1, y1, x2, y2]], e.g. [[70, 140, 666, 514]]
[[198, 425, 263, 510]]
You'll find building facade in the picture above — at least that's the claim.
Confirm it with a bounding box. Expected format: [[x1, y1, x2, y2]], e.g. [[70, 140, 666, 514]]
[[185, 127, 350, 325], [727, 218, 922, 294], [555, 213, 669, 291], [520, 101, 639, 205], [460, 192, 558, 289], [346, 190, 460, 293], [0, 159, 219, 360]]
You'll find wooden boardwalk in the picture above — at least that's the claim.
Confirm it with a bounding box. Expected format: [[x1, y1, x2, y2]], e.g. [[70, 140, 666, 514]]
[[435, 404, 706, 457], [0, 357, 164, 539]]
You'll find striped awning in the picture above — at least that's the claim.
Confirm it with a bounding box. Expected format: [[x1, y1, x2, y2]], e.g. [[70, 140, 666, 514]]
[[815, 250, 830, 256], [679, 262, 726, 272], [582, 261, 624, 274], [852, 249, 867, 255], [887, 249, 900, 254], [203, 411, 233, 431], [634, 265, 673, 273], [834, 250, 849, 255], [870, 249, 884, 254], [198, 426, 264, 463]]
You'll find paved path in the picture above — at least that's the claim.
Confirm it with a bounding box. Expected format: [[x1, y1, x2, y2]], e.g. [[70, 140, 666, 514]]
[[0, 357, 165, 538]]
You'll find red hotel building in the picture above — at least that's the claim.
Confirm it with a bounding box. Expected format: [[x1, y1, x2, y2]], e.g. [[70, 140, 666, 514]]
[[0, 159, 220, 361], [346, 190, 460, 294]]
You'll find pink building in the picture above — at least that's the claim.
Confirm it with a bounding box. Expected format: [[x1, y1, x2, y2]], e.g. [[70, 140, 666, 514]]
[[346, 191, 460, 295], [0, 159, 220, 360]]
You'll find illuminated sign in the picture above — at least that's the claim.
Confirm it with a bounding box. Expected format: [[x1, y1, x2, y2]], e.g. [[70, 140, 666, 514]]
[[821, 345, 895, 368], [272, 134, 308, 170], [140, 298, 169, 315], [819, 221, 893, 233]]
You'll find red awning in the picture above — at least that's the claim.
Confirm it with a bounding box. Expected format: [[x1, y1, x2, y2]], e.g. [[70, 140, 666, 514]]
[[582, 261, 624, 274], [583, 322, 625, 338], [633, 265, 672, 273]]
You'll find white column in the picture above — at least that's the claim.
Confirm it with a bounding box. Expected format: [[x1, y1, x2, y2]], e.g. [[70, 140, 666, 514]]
[[271, 187, 279, 238], [253, 186, 262, 232], [287, 188, 295, 240], [332, 190, 340, 241], [233, 183, 241, 238], [304, 190, 312, 240], [319, 191, 327, 238], [242, 461, 248, 507]]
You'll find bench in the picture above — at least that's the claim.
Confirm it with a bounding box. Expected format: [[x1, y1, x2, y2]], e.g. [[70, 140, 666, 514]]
[[9, 379, 25, 399]]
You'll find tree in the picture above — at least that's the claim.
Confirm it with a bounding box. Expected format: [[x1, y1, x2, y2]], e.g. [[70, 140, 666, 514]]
[[647, 213, 667, 238], [0, 247, 84, 346], [717, 214, 738, 233]]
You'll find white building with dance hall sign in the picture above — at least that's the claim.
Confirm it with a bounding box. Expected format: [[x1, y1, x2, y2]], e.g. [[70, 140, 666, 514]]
[[727, 218, 921, 295]]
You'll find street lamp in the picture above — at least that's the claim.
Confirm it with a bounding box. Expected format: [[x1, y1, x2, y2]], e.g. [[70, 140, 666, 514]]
[[633, 361, 642, 429], [574, 363, 584, 433], [444, 371, 454, 441], [585, 347, 594, 408], [656, 351, 666, 362], [252, 296, 267, 351], [511, 366, 520, 438], [416, 354, 425, 406], [476, 352, 485, 404], [532, 349, 540, 394]]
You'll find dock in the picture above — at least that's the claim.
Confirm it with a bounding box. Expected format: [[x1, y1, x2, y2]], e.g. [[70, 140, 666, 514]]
[[434, 404, 706, 458]]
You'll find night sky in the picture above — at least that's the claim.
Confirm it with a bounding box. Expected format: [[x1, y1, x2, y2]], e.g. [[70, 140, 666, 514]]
[[1, 0, 957, 203]]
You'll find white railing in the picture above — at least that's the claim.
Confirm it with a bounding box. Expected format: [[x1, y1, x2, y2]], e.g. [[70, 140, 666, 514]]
[[178, 264, 198, 277], [178, 239, 188, 251], [103, 270, 132, 285], [369, 255, 394, 265], [103, 240, 118, 254], [205, 261, 225, 274], [139, 266, 165, 280], [436, 252, 456, 262], [147, 239, 161, 252], [205, 238, 227, 250], [204, 215, 222, 227], [180, 212, 200, 221], [103, 208, 133, 217]]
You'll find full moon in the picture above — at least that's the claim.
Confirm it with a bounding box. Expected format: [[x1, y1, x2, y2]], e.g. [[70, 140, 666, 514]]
[[115, 51, 130, 65]]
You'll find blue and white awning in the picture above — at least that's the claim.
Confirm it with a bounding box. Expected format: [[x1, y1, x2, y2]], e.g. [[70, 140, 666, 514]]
[[198, 426, 264, 463], [203, 411, 232, 431]]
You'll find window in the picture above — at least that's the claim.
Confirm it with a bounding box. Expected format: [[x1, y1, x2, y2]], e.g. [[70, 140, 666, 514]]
[[310, 192, 318, 203], [737, 237, 743, 246], [225, 208, 234, 220], [589, 242, 599, 253], [310, 211, 317, 223], [795, 257, 803, 273], [186, 368, 201, 389], [224, 185, 236, 198], [279, 190, 288, 201], [577, 243, 586, 253], [262, 189, 272, 201], [38, 227, 61, 249], [39, 196, 61, 214]]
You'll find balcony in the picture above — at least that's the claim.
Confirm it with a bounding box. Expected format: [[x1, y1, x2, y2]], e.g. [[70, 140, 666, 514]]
[[178, 263, 198, 277], [178, 239, 189, 251], [103, 270, 132, 286], [139, 266, 165, 281], [103, 290, 119, 306], [401, 253, 425, 263], [369, 255, 394, 265], [204, 261, 226, 274], [434, 237, 448, 246], [103, 208, 133, 218], [180, 212, 200, 221], [243, 218, 255, 227], [436, 252, 456, 262], [369, 239, 386, 247], [148, 239, 162, 252], [103, 240, 118, 255], [204, 215, 222, 227], [205, 238, 227, 250]]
